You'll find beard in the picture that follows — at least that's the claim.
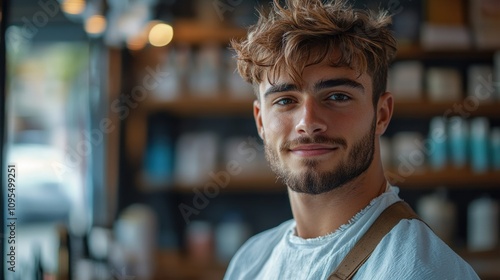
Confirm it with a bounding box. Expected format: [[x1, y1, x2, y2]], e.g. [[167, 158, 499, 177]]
[[264, 117, 376, 195]]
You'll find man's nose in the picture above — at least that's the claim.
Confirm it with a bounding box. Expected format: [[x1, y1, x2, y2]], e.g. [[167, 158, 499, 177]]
[[295, 98, 327, 136]]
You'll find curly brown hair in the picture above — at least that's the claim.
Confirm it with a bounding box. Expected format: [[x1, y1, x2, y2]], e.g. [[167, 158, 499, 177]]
[[230, 0, 397, 104]]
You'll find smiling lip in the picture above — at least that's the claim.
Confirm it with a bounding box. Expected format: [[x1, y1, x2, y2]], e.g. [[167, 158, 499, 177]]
[[289, 145, 338, 157]]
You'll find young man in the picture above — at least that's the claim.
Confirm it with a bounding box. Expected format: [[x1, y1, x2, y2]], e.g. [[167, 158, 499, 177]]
[[225, 0, 479, 279]]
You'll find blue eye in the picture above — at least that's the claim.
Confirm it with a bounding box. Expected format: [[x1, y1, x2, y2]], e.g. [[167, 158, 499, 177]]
[[276, 98, 294, 105], [328, 93, 350, 102]]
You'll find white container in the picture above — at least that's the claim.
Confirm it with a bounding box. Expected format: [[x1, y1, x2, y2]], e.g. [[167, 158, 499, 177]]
[[215, 213, 251, 262], [224, 49, 254, 100], [388, 61, 424, 100], [467, 65, 494, 103], [175, 132, 219, 185], [491, 128, 500, 170], [189, 44, 222, 97], [417, 189, 457, 245], [186, 221, 213, 263], [153, 47, 182, 101], [467, 196, 499, 251], [494, 51, 500, 100], [113, 204, 157, 280], [470, 118, 490, 173], [426, 68, 462, 102], [392, 132, 425, 176]]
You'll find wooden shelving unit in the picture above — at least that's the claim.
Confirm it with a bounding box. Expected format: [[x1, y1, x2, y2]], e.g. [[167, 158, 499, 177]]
[[172, 20, 247, 44], [172, 173, 284, 193], [135, 167, 500, 193], [386, 167, 500, 189], [457, 249, 500, 280], [396, 45, 497, 60], [153, 250, 227, 280]]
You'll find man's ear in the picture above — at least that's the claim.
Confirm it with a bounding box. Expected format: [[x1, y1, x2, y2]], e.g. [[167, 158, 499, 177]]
[[376, 92, 393, 136], [253, 99, 265, 140]]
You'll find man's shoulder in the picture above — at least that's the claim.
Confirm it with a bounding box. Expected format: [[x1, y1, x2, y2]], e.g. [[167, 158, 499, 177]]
[[357, 218, 480, 279], [383, 218, 470, 264]]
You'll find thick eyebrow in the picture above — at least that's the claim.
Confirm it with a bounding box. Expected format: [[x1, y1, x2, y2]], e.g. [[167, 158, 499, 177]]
[[314, 78, 365, 93], [263, 83, 298, 98], [263, 78, 364, 98]]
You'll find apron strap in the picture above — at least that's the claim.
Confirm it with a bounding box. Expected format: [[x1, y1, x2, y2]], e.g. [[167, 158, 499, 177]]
[[328, 201, 422, 280]]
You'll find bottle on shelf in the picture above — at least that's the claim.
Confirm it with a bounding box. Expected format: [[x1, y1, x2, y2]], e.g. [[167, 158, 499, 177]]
[[447, 116, 468, 169], [467, 64, 494, 103], [417, 188, 457, 245], [428, 116, 447, 170], [495, 51, 500, 99], [214, 212, 251, 263], [467, 196, 499, 252], [491, 127, 500, 170], [186, 220, 214, 264], [470, 117, 490, 173]]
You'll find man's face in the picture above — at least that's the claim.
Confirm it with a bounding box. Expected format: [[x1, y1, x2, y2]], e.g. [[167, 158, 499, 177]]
[[254, 59, 385, 194]]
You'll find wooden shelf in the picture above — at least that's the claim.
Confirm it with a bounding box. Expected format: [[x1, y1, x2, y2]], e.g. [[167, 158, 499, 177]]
[[141, 96, 254, 116], [457, 248, 500, 259], [387, 167, 500, 189], [173, 173, 285, 193], [458, 248, 500, 280], [173, 20, 247, 44], [396, 45, 497, 60], [139, 167, 499, 193], [154, 250, 227, 280]]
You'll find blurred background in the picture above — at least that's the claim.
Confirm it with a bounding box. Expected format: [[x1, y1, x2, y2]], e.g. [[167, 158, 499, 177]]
[[0, 0, 500, 279]]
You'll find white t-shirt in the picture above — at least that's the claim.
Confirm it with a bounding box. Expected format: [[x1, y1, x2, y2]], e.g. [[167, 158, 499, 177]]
[[224, 187, 479, 280]]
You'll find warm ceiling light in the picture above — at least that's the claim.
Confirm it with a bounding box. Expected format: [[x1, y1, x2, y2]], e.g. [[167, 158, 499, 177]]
[[61, 0, 86, 15], [85, 15, 107, 35], [148, 23, 174, 47]]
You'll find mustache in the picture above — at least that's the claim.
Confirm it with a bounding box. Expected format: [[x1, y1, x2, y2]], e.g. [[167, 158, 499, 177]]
[[280, 135, 347, 151]]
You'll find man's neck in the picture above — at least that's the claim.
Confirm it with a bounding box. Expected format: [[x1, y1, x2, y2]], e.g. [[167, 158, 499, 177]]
[[288, 166, 388, 239]]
